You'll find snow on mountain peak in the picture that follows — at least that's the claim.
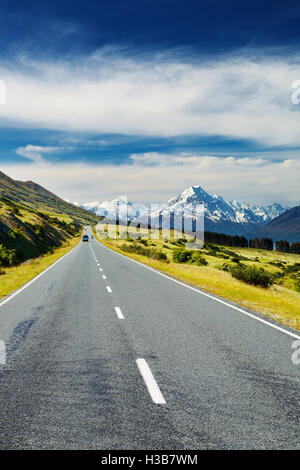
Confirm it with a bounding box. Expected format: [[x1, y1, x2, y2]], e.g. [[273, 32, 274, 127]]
[[166, 186, 288, 225], [79, 185, 288, 234]]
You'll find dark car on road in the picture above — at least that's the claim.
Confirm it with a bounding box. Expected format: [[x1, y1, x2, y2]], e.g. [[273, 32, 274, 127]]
[[82, 234, 89, 242]]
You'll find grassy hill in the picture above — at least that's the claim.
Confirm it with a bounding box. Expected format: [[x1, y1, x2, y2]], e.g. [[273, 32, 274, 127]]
[[0, 170, 99, 266], [0, 171, 98, 225]]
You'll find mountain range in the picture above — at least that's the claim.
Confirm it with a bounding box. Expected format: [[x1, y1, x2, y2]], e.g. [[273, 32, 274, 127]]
[[81, 185, 293, 238], [162, 186, 288, 235], [253, 206, 300, 243], [0, 170, 298, 245]]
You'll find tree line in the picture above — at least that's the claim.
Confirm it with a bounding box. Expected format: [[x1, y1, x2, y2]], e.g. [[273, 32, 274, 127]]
[[204, 231, 300, 254]]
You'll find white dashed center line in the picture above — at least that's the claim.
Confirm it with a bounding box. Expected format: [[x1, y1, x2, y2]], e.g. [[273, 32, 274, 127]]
[[107, 286, 112, 293], [0, 341, 6, 365], [102, 275, 106, 279], [114, 307, 124, 319], [136, 359, 166, 404]]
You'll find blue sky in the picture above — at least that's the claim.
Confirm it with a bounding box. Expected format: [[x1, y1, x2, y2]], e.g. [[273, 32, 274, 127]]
[[0, 1, 300, 205]]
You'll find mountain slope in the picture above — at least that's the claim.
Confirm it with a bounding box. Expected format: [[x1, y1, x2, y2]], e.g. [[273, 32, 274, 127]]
[[0, 170, 99, 265], [0, 171, 99, 225], [253, 206, 300, 242], [17, 180, 59, 199]]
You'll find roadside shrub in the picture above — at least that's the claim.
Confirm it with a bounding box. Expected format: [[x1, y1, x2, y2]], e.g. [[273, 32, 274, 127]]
[[151, 250, 168, 261], [229, 265, 274, 288], [203, 244, 250, 261], [189, 251, 208, 266], [120, 243, 168, 262], [284, 263, 300, 274], [271, 270, 283, 280], [220, 261, 231, 272], [208, 250, 217, 257], [215, 253, 230, 259], [203, 242, 219, 251], [222, 249, 238, 257], [121, 242, 148, 256], [294, 275, 300, 292], [0, 244, 24, 267], [220, 260, 245, 272], [170, 238, 187, 247], [269, 260, 285, 268], [173, 248, 208, 266], [172, 248, 192, 263], [282, 272, 300, 292]]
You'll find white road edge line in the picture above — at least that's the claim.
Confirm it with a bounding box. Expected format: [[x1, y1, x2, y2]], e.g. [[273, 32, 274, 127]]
[[136, 358, 166, 404], [0, 243, 80, 309], [96, 239, 300, 340], [115, 307, 124, 320], [107, 286, 112, 293]]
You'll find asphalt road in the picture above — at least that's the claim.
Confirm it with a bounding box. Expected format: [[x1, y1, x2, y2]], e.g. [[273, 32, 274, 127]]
[[0, 226, 299, 450]]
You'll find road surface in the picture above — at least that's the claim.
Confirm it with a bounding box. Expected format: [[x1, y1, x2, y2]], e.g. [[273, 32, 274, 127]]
[[0, 226, 299, 449]]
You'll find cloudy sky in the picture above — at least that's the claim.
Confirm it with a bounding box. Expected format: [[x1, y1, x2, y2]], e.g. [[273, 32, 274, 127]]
[[0, 0, 300, 206]]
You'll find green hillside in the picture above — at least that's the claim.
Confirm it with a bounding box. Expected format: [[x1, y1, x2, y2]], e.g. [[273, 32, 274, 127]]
[[0, 170, 99, 266], [0, 171, 98, 225]]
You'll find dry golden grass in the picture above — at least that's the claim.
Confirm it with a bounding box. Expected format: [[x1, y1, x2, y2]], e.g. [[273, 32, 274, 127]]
[[93, 225, 300, 331], [0, 235, 81, 301]]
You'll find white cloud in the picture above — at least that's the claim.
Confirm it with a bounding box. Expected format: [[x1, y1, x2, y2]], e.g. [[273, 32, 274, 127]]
[[16, 144, 60, 163], [2, 152, 300, 207], [1, 49, 300, 145]]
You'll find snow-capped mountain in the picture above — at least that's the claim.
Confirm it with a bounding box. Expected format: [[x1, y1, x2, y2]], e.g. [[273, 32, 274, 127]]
[[166, 186, 287, 225], [81, 197, 148, 221], [80, 185, 288, 236]]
